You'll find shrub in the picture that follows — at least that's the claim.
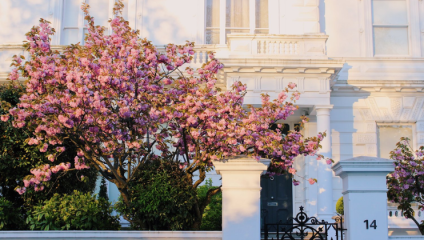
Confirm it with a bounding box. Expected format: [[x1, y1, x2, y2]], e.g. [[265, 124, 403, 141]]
[[98, 177, 109, 201], [26, 190, 120, 230], [198, 178, 222, 230], [115, 160, 197, 230], [0, 197, 25, 230], [0, 82, 98, 217], [336, 196, 344, 215]]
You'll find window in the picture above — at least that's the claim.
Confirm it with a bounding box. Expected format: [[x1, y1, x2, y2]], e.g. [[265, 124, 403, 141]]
[[205, 0, 220, 44], [205, 0, 269, 44], [377, 124, 414, 159], [372, 0, 409, 55], [61, 0, 129, 45]]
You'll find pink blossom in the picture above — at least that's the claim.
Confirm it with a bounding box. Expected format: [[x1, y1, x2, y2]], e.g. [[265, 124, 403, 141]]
[[288, 168, 296, 174], [239, 145, 246, 152], [8, 7, 323, 193], [40, 143, 48, 152], [0, 115, 9, 122], [308, 178, 316, 185], [23, 180, 30, 187], [326, 159, 333, 165], [288, 82, 297, 89], [16, 187, 26, 195], [28, 138, 39, 145]]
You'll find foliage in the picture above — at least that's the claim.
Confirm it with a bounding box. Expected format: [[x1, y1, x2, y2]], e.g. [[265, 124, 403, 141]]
[[387, 137, 424, 235], [336, 196, 344, 215], [198, 178, 222, 230], [98, 176, 109, 201], [5, 1, 329, 228], [0, 82, 97, 220], [115, 160, 197, 230], [26, 190, 120, 230], [0, 197, 26, 230]]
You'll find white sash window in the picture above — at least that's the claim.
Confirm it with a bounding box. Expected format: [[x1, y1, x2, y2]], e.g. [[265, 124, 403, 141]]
[[372, 0, 409, 55], [206, 0, 268, 44], [60, 0, 129, 45]]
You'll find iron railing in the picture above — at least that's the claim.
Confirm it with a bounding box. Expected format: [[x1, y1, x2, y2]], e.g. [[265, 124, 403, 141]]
[[262, 206, 346, 240]]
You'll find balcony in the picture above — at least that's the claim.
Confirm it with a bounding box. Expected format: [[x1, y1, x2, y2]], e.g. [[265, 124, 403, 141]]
[[225, 33, 328, 59]]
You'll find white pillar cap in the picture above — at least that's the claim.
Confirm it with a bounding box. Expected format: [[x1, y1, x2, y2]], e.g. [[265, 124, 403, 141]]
[[332, 156, 394, 177], [213, 155, 271, 174]]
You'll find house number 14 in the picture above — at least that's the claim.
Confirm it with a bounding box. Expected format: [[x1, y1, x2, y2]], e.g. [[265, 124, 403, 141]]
[[364, 220, 377, 229]]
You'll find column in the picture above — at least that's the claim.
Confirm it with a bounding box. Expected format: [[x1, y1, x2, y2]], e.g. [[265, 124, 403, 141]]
[[315, 105, 334, 222], [214, 156, 271, 240], [219, 0, 226, 45], [332, 156, 394, 240]]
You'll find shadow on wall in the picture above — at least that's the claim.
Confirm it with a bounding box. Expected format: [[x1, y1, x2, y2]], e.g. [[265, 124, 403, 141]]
[[0, 0, 51, 44], [330, 62, 371, 207], [140, 0, 197, 45]]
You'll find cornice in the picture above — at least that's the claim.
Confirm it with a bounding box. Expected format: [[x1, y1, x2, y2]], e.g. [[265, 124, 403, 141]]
[[332, 79, 424, 93]]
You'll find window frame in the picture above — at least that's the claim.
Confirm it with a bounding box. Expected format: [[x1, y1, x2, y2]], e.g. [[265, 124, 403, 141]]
[[204, 0, 269, 45], [57, 0, 135, 46], [370, 0, 412, 57], [376, 122, 417, 158]]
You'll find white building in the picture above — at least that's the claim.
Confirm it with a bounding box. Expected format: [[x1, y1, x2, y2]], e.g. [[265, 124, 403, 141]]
[[1, 0, 424, 232]]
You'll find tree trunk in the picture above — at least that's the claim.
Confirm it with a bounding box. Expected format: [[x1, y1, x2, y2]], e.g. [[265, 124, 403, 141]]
[[406, 213, 424, 235], [191, 186, 222, 230]]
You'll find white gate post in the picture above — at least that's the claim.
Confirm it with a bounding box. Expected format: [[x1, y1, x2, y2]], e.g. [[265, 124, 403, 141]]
[[332, 156, 394, 240], [214, 156, 271, 240]]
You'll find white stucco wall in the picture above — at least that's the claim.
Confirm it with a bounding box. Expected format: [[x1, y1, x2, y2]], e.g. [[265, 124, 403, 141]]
[[0, 0, 50, 44], [2, 0, 424, 232]]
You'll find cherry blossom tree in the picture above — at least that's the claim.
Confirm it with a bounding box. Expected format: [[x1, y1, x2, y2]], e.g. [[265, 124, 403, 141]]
[[3, 1, 329, 227], [387, 137, 424, 235]]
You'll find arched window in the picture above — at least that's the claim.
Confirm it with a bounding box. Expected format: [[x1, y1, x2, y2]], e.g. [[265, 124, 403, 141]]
[[395, 211, 398, 217], [389, 211, 392, 217]]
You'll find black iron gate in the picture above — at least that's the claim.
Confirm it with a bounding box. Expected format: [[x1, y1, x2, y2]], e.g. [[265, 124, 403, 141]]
[[263, 206, 346, 240]]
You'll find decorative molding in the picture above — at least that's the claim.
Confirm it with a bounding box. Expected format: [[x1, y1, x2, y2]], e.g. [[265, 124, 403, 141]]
[[253, 67, 263, 72], [400, 109, 412, 121], [318, 77, 329, 94], [231, 67, 241, 72], [367, 144, 377, 156], [418, 133, 424, 144], [254, 77, 261, 93], [381, 109, 392, 121], [297, 77, 305, 93], [390, 98, 402, 119], [275, 77, 284, 92], [411, 98, 424, 121], [355, 133, 376, 144], [367, 98, 381, 121], [366, 123, 376, 132], [361, 109, 373, 121], [416, 121, 424, 132], [226, 76, 239, 89], [274, 67, 284, 73]]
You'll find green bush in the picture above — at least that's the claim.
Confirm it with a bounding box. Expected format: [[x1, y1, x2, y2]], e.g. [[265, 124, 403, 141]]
[[198, 178, 222, 230], [115, 160, 197, 230], [336, 196, 344, 215], [0, 82, 98, 218], [98, 177, 109, 201], [26, 190, 120, 230], [0, 197, 25, 230]]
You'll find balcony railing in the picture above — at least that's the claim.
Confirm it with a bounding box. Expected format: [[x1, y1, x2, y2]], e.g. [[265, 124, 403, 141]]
[[226, 33, 328, 59]]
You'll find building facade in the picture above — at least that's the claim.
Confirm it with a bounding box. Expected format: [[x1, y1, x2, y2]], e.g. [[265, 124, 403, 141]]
[[1, 0, 424, 230]]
